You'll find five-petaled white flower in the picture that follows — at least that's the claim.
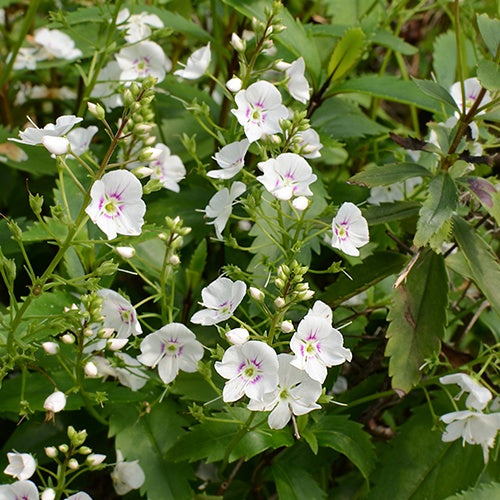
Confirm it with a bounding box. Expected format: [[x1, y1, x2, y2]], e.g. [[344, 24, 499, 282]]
[[111, 450, 145, 496], [148, 143, 186, 192], [117, 8, 164, 43], [174, 43, 211, 80], [290, 314, 352, 383], [85, 170, 146, 240], [330, 202, 369, 257], [440, 410, 500, 463], [10, 115, 83, 146], [257, 153, 317, 201], [450, 77, 492, 115], [0, 480, 39, 500], [98, 289, 142, 339], [34, 28, 82, 60], [207, 139, 250, 179], [116, 41, 171, 83], [4, 452, 37, 481], [191, 276, 247, 326], [283, 57, 310, 104], [215, 340, 279, 402], [137, 323, 203, 384], [440, 373, 492, 411], [248, 353, 322, 429], [204, 181, 246, 240], [231, 81, 288, 143], [295, 128, 323, 159]]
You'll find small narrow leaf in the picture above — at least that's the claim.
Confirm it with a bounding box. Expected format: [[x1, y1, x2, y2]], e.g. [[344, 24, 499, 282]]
[[363, 202, 421, 225], [385, 251, 448, 393], [327, 27, 366, 81], [372, 29, 417, 55], [477, 59, 500, 92], [412, 78, 459, 112], [414, 173, 458, 248], [349, 163, 431, 188], [452, 215, 500, 316], [433, 31, 457, 90], [477, 13, 500, 57]]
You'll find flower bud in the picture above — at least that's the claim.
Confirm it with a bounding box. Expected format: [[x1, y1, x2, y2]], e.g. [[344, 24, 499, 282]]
[[98, 327, 114, 338], [298, 289, 315, 301], [274, 297, 285, 308], [86, 453, 106, 467], [226, 76, 242, 93], [58, 444, 69, 454], [67, 458, 79, 470], [61, 333, 75, 344], [280, 320, 294, 333], [139, 146, 161, 162], [292, 196, 309, 211], [44, 391, 66, 413], [87, 102, 105, 120], [132, 166, 154, 178], [45, 446, 58, 458], [29, 193, 44, 216], [249, 286, 264, 302], [226, 328, 249, 345], [68, 426, 87, 447], [42, 136, 70, 156], [84, 361, 98, 377], [274, 278, 285, 289], [78, 446, 92, 455], [169, 255, 180, 265], [230, 32, 246, 52], [116, 246, 136, 259], [275, 60, 291, 71], [41, 489, 56, 500], [83, 328, 94, 338], [107, 338, 128, 351], [42, 341, 59, 355]]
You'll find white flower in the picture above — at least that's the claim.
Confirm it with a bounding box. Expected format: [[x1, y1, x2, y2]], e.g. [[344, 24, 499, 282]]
[[111, 450, 145, 496], [174, 43, 211, 80], [137, 323, 203, 384], [148, 143, 186, 192], [13, 47, 39, 70], [215, 341, 279, 402], [295, 128, 323, 159], [67, 126, 98, 157], [304, 300, 333, 323], [34, 28, 82, 60], [116, 41, 171, 83], [290, 314, 352, 383], [226, 328, 249, 345], [86, 454, 106, 467], [43, 391, 67, 413], [207, 139, 249, 179], [10, 115, 83, 146], [248, 353, 322, 429], [4, 452, 37, 481], [0, 481, 39, 500], [257, 153, 317, 201], [41, 488, 56, 500], [113, 352, 147, 391], [204, 181, 246, 240], [65, 492, 93, 500], [85, 170, 146, 240], [98, 288, 142, 339], [191, 276, 247, 326], [231, 81, 288, 143], [450, 77, 492, 115], [330, 202, 369, 257], [441, 410, 500, 463], [440, 373, 492, 411], [91, 61, 123, 111], [284, 57, 310, 104], [42, 136, 69, 156], [117, 8, 164, 43]]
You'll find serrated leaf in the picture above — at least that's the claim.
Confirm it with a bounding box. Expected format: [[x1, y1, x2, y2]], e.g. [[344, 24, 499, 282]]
[[385, 251, 448, 393], [349, 163, 431, 188], [412, 78, 459, 113], [312, 415, 375, 480], [414, 173, 458, 248], [272, 462, 327, 500], [446, 482, 500, 500], [363, 202, 421, 225], [477, 13, 500, 57], [372, 29, 417, 55], [452, 215, 500, 316], [328, 28, 366, 81], [433, 31, 457, 90], [477, 59, 500, 92], [321, 252, 409, 307]]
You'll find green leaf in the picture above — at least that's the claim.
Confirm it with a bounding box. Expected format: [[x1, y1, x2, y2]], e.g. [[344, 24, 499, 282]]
[[332, 75, 451, 115], [272, 462, 327, 500], [412, 78, 459, 113], [368, 402, 486, 499], [327, 28, 366, 81], [457, 177, 500, 226], [109, 402, 193, 500], [312, 415, 375, 480], [477, 13, 500, 57], [363, 202, 421, 225], [385, 251, 448, 393], [186, 239, 207, 292], [321, 252, 409, 307], [414, 173, 458, 248], [149, 6, 212, 40], [349, 163, 431, 188], [477, 59, 500, 92], [452, 215, 500, 316], [372, 29, 417, 55], [433, 31, 457, 90], [446, 482, 500, 500]]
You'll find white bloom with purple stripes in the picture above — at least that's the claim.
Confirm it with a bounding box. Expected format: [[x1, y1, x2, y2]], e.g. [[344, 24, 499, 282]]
[[330, 202, 369, 257], [85, 170, 146, 240], [98, 289, 142, 339], [207, 139, 250, 179]]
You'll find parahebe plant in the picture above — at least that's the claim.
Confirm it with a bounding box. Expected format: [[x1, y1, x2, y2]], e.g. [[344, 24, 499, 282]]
[[0, 0, 499, 498]]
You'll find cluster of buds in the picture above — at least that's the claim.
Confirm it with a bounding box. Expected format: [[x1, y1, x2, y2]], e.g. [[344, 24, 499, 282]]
[[160, 216, 192, 265], [80, 292, 104, 326], [274, 260, 314, 304]]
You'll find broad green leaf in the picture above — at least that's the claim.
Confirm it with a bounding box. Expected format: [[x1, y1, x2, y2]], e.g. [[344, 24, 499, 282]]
[[363, 202, 421, 225], [327, 28, 366, 81], [477, 59, 500, 92], [312, 96, 388, 139], [109, 402, 193, 500], [372, 29, 417, 55], [321, 252, 409, 307], [446, 482, 500, 500], [477, 13, 500, 57], [312, 415, 375, 480], [272, 462, 326, 500], [433, 31, 457, 90], [332, 75, 451, 115], [414, 173, 458, 248], [452, 215, 500, 316], [349, 163, 431, 188], [385, 251, 448, 393], [412, 78, 459, 113], [369, 403, 486, 499], [149, 7, 212, 40]]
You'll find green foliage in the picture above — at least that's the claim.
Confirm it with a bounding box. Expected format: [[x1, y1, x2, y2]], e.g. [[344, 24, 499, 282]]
[[349, 163, 431, 188], [477, 59, 500, 91], [476, 13, 500, 57], [327, 28, 366, 82], [446, 482, 500, 500]]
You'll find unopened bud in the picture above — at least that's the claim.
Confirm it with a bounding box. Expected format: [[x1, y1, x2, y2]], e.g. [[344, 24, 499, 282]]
[[67, 458, 79, 470], [87, 102, 105, 120], [44, 391, 66, 413], [292, 196, 309, 211], [58, 444, 69, 454], [98, 327, 114, 339], [280, 320, 294, 333], [231, 33, 246, 52], [274, 278, 285, 289], [249, 286, 264, 301], [78, 446, 92, 455], [269, 134, 281, 145], [226, 76, 242, 93], [132, 166, 154, 178], [42, 341, 59, 355], [298, 289, 315, 301], [61, 333, 75, 344], [68, 426, 87, 447], [84, 361, 98, 377], [86, 453, 106, 467], [42, 136, 70, 156], [107, 338, 128, 351], [139, 146, 161, 162], [45, 446, 58, 458], [169, 255, 180, 265], [275, 60, 291, 71], [116, 246, 136, 259], [226, 328, 249, 345], [41, 489, 56, 500], [274, 297, 285, 308], [83, 328, 94, 338]]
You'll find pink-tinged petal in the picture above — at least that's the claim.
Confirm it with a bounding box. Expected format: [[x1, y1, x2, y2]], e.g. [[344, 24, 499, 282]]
[[268, 401, 292, 429], [158, 356, 179, 384]]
